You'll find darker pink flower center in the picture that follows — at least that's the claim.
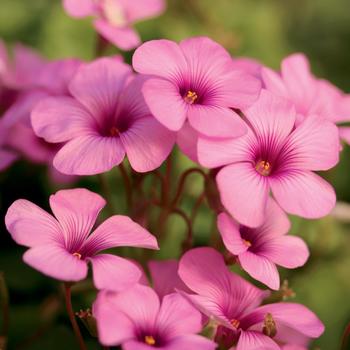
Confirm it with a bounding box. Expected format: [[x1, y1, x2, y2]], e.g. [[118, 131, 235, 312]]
[[230, 319, 240, 329], [109, 126, 120, 137], [72, 252, 82, 259], [183, 90, 198, 104], [255, 160, 272, 176]]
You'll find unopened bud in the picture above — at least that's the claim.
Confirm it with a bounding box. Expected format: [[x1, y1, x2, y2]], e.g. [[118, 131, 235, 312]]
[[76, 308, 98, 337]]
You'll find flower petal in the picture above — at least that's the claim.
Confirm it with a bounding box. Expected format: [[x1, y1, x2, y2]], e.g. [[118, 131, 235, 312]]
[[217, 162, 269, 227], [133, 39, 187, 80], [120, 117, 175, 172], [69, 57, 131, 118], [237, 330, 280, 350], [239, 251, 280, 290], [49, 188, 105, 251], [63, 0, 96, 17], [93, 20, 140, 51], [142, 78, 188, 131], [162, 335, 217, 350], [176, 122, 199, 163], [89, 254, 142, 291], [0, 149, 17, 171], [31, 96, 94, 143], [119, 0, 165, 22], [5, 199, 63, 247], [83, 215, 158, 255], [23, 244, 88, 281], [270, 171, 336, 219], [217, 212, 248, 255], [283, 114, 339, 171], [262, 235, 309, 268], [261, 67, 288, 98], [188, 105, 247, 138], [53, 135, 125, 175]]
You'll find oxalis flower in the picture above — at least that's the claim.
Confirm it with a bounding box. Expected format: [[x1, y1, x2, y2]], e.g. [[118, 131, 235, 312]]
[[178, 248, 325, 350], [5, 188, 158, 290], [217, 198, 309, 290], [199, 89, 339, 227], [93, 284, 217, 349], [63, 0, 165, 50], [133, 36, 261, 137], [31, 57, 175, 175]]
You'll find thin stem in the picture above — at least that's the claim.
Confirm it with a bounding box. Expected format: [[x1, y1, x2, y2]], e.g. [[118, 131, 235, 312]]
[[171, 168, 208, 208], [0, 272, 9, 350], [119, 163, 133, 211], [341, 321, 350, 350], [171, 208, 193, 252], [63, 283, 87, 350], [98, 174, 116, 215], [190, 191, 206, 224], [162, 154, 173, 206]]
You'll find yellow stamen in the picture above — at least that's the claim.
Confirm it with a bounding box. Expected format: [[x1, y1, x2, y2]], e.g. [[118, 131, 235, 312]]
[[73, 252, 82, 259], [230, 319, 240, 329], [184, 90, 198, 104], [144, 335, 156, 346], [255, 160, 272, 176], [262, 313, 277, 338], [242, 239, 252, 248]]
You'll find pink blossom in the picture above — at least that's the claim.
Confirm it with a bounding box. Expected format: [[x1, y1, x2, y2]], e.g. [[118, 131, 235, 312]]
[[178, 248, 325, 350], [5, 188, 158, 290], [133, 37, 261, 137], [63, 0, 165, 50], [262, 53, 350, 144], [93, 284, 217, 349], [199, 89, 339, 227], [217, 198, 309, 290], [32, 57, 175, 175]]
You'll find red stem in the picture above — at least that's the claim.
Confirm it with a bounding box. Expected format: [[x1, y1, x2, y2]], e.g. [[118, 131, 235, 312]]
[[341, 321, 350, 350]]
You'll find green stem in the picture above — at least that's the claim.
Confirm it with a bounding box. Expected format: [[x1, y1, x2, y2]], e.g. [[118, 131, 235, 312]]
[[98, 174, 116, 214], [63, 283, 87, 350], [119, 163, 133, 211]]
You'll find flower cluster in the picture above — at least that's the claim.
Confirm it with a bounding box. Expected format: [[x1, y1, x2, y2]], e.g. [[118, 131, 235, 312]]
[[2, 1, 349, 350]]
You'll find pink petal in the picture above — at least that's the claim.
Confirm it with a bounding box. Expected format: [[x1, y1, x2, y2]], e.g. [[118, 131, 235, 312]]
[[156, 293, 202, 337], [63, 0, 96, 17], [162, 335, 217, 350], [261, 67, 288, 98], [31, 96, 94, 143], [93, 20, 140, 50], [237, 330, 280, 350], [142, 78, 188, 131], [176, 122, 199, 163], [284, 114, 339, 171], [133, 39, 187, 80], [83, 215, 158, 255], [339, 126, 350, 145], [262, 235, 309, 268], [197, 129, 253, 168], [241, 302, 325, 338], [69, 57, 131, 118], [93, 290, 135, 346], [217, 162, 269, 227], [243, 89, 296, 149], [53, 135, 125, 175], [148, 260, 190, 299], [120, 117, 175, 172], [5, 199, 63, 247], [118, 0, 165, 22], [49, 188, 105, 250], [239, 251, 280, 290], [89, 254, 142, 291], [187, 105, 247, 138], [270, 171, 336, 219], [0, 149, 17, 171], [217, 212, 248, 255], [23, 244, 88, 281]]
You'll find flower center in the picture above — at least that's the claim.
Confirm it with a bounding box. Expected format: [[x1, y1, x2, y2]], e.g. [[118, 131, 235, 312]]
[[230, 319, 240, 329], [102, 0, 127, 27], [144, 335, 156, 346], [184, 90, 198, 104], [109, 126, 120, 137], [72, 252, 82, 259], [262, 313, 277, 338], [242, 239, 252, 248], [255, 160, 272, 176]]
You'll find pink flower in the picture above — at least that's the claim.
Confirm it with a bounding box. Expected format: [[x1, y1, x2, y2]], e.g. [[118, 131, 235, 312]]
[[32, 57, 175, 175], [217, 198, 309, 290], [262, 53, 350, 144], [133, 37, 261, 137], [178, 248, 325, 350], [63, 0, 165, 50], [5, 188, 158, 290], [93, 284, 217, 349], [199, 90, 339, 227]]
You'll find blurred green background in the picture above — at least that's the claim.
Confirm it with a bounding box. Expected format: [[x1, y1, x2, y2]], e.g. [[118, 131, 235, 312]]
[[0, 0, 350, 349]]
